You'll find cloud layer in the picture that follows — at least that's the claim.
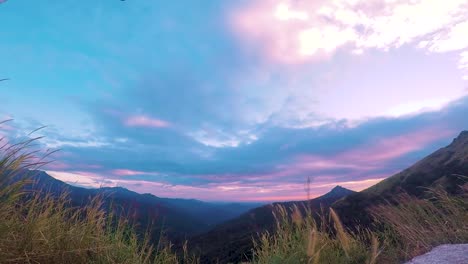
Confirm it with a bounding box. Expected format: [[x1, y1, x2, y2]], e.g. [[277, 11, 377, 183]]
[[233, 0, 468, 65], [0, 0, 467, 201], [4, 96, 467, 201]]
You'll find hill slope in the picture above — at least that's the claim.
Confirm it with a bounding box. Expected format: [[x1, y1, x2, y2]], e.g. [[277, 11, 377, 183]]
[[333, 130, 468, 227]]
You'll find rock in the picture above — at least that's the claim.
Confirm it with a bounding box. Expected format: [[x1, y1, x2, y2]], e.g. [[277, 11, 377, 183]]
[[405, 244, 468, 264]]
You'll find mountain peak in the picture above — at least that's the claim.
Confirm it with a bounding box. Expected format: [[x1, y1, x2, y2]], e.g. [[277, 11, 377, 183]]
[[453, 130, 468, 143], [330, 185, 347, 192], [446, 131, 468, 162], [319, 185, 355, 200]]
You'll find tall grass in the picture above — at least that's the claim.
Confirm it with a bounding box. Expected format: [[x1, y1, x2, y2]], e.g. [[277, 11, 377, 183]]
[[252, 183, 467, 264], [371, 184, 468, 261], [0, 127, 197, 264], [251, 205, 381, 264]]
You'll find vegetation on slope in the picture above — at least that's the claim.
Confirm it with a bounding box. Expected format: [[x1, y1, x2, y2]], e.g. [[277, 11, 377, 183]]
[[371, 184, 468, 261], [252, 183, 468, 264]]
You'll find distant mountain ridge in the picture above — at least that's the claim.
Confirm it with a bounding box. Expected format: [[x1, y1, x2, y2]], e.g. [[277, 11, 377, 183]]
[[17, 170, 261, 240]]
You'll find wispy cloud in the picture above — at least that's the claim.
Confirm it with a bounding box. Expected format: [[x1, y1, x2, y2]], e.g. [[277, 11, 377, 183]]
[[112, 169, 158, 176], [337, 127, 453, 164], [124, 115, 170, 128]]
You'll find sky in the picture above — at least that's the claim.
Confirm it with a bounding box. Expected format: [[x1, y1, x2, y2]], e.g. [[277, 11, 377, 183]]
[[0, 0, 467, 202]]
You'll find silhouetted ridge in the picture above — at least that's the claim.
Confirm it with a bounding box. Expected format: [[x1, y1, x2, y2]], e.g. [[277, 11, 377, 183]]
[[452, 130, 468, 145], [13, 170, 260, 243], [319, 185, 355, 200], [333, 129, 468, 229]]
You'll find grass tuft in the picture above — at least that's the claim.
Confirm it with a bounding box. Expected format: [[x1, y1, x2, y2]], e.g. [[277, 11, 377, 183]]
[[370, 184, 468, 260], [252, 204, 379, 264]]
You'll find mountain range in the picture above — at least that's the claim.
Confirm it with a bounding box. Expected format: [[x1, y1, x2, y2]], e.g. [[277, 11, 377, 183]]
[[18, 170, 261, 240]]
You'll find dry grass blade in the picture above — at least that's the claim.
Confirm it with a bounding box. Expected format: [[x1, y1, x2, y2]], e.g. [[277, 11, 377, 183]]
[[370, 185, 468, 260], [252, 203, 380, 264]]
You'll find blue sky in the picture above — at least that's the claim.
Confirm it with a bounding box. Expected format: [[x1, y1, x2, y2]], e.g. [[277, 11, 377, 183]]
[[1, 0, 467, 201]]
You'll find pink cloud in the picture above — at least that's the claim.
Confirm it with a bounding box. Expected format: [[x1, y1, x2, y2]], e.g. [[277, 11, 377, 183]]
[[112, 169, 152, 176], [290, 155, 372, 171], [243, 194, 307, 202], [339, 127, 454, 164], [44, 161, 71, 170], [47, 170, 108, 189], [231, 0, 332, 64], [290, 127, 453, 175], [231, 0, 468, 65], [78, 164, 103, 169], [124, 115, 170, 128]]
